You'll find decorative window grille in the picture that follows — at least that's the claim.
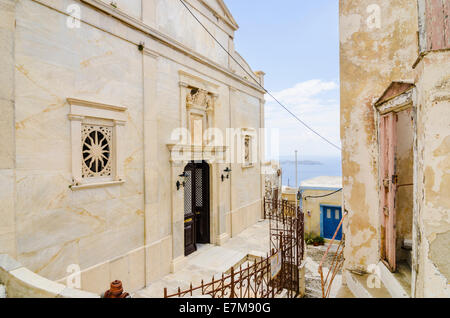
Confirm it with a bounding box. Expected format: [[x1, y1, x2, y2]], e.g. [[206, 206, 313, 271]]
[[68, 98, 127, 190], [81, 125, 113, 178], [184, 171, 193, 216], [195, 168, 203, 207]]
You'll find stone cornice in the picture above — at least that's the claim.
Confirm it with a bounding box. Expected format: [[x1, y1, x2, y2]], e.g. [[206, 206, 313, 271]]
[[375, 88, 415, 115], [67, 98, 127, 112], [167, 144, 228, 163], [195, 0, 239, 31]]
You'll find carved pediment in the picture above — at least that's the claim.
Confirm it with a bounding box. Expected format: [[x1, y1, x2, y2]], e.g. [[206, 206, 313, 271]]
[[186, 88, 215, 112]]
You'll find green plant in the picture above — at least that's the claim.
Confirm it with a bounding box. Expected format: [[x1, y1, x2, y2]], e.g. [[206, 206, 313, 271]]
[[314, 236, 325, 245], [306, 234, 325, 245], [305, 233, 315, 245]]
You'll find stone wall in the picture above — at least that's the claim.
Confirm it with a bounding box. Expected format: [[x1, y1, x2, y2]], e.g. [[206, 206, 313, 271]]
[[413, 50, 450, 298], [0, 0, 16, 259], [0, 254, 99, 298], [0, 0, 265, 295], [340, 0, 419, 271], [340, 0, 450, 297]]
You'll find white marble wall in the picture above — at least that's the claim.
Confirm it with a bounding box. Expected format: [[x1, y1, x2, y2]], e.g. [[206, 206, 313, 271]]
[[14, 0, 145, 286], [1, 0, 265, 295], [155, 0, 231, 69], [99, 0, 142, 19], [0, 0, 16, 258]]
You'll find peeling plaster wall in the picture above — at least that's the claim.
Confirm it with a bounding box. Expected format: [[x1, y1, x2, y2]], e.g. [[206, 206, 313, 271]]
[[339, 0, 419, 271], [413, 50, 450, 298]]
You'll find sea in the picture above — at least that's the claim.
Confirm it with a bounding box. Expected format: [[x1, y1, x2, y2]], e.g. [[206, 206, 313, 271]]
[[276, 155, 342, 187]]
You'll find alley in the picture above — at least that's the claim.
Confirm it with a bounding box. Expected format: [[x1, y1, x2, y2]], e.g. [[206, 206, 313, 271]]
[[134, 220, 271, 298]]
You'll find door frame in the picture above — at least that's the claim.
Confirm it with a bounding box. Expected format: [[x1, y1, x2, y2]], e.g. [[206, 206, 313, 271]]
[[183, 161, 211, 256], [167, 144, 227, 273]]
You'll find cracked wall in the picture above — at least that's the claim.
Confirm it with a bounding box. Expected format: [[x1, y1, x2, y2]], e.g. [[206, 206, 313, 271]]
[[414, 50, 450, 297], [340, 0, 419, 271]]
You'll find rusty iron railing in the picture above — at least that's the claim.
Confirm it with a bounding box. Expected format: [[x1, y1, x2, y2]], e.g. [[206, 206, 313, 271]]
[[164, 199, 304, 298], [318, 212, 347, 298], [164, 248, 286, 298], [265, 199, 304, 273], [267, 199, 304, 297]]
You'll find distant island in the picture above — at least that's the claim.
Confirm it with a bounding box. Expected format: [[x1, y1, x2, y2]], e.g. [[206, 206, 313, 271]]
[[280, 160, 323, 166]]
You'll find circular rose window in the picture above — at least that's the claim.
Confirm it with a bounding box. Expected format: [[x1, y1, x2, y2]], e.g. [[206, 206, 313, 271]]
[[82, 126, 112, 178]]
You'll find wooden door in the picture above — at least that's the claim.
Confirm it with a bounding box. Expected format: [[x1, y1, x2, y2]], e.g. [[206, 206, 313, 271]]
[[184, 161, 210, 256], [194, 162, 210, 244], [379, 113, 397, 272], [184, 164, 196, 256], [322, 206, 343, 241]]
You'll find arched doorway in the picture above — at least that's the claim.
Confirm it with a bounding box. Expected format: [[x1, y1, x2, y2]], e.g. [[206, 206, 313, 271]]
[[184, 161, 210, 256]]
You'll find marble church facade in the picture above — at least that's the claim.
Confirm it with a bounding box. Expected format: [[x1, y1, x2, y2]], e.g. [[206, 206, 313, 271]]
[[0, 0, 266, 294]]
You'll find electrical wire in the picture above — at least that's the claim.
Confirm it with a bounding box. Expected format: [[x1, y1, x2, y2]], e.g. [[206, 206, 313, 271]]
[[179, 0, 342, 151], [303, 188, 342, 200]]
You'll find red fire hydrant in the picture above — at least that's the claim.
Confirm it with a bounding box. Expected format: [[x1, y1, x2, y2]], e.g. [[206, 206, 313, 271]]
[[103, 280, 130, 298]]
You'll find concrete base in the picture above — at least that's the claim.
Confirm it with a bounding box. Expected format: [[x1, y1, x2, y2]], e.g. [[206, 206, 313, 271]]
[[344, 269, 392, 298], [216, 233, 230, 246], [334, 282, 355, 298], [170, 256, 187, 274], [378, 261, 410, 298]]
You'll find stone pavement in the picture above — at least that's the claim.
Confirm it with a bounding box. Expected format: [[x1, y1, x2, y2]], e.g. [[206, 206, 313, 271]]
[[302, 244, 353, 298], [134, 220, 271, 298]]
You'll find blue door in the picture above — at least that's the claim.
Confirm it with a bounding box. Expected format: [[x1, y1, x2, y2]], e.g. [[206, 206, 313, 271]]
[[321, 206, 343, 240]]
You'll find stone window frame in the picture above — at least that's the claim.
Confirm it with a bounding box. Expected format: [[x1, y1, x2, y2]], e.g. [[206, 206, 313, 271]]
[[68, 98, 127, 190], [178, 71, 220, 147], [241, 128, 256, 168], [184, 85, 217, 145]]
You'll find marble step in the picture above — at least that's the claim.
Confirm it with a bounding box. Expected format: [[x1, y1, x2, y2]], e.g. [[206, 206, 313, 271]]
[[378, 261, 410, 298], [344, 269, 392, 298]]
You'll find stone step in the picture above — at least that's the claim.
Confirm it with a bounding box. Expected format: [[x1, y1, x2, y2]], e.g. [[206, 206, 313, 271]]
[[334, 284, 355, 298], [344, 270, 392, 298], [378, 261, 410, 298], [305, 287, 322, 298]]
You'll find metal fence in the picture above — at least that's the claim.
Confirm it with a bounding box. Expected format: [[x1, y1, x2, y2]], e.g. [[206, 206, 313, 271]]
[[318, 212, 347, 298], [163, 199, 304, 298]]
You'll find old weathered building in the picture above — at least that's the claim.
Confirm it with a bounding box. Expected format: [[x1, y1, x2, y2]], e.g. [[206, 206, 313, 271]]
[[300, 176, 342, 240], [0, 0, 266, 295], [340, 0, 449, 297]]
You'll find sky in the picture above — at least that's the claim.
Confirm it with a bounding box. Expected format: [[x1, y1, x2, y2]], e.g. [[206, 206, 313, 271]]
[[224, 0, 341, 159]]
